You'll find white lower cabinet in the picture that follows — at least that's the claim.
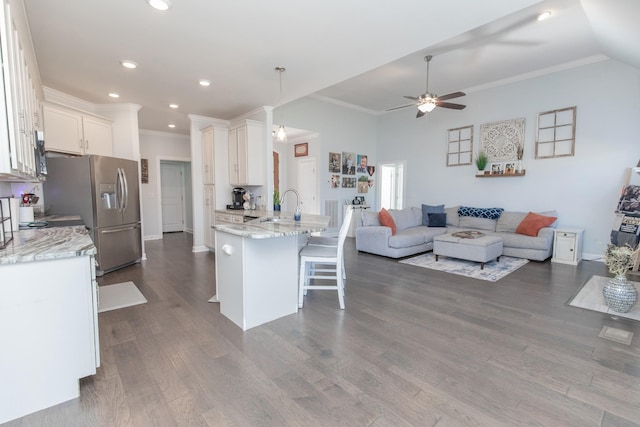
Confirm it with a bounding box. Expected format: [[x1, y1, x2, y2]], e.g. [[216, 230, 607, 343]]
[[0, 255, 99, 424], [552, 228, 584, 265], [204, 185, 215, 248]]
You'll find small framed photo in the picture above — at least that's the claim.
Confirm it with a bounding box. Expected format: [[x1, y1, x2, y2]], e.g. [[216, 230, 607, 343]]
[[504, 162, 516, 174], [490, 162, 504, 175], [294, 142, 308, 157]]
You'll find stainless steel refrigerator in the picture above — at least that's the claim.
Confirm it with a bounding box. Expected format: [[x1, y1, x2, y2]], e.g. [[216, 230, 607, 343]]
[[43, 155, 142, 276]]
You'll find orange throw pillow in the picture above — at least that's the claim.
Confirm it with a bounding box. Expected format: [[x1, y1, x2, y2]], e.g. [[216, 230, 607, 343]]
[[378, 208, 397, 235], [515, 212, 557, 237]]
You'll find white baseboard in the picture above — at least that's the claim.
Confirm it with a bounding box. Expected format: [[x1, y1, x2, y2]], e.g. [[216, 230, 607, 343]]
[[192, 245, 210, 253], [144, 235, 163, 241]]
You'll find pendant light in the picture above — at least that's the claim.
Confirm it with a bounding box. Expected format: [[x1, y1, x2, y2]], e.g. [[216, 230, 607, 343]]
[[275, 67, 287, 142]]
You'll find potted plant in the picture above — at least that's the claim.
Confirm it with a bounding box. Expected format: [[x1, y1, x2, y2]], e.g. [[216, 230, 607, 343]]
[[273, 189, 281, 211], [475, 151, 488, 174], [602, 244, 639, 313], [516, 143, 524, 173]]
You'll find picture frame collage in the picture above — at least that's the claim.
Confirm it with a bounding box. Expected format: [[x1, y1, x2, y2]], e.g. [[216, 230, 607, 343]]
[[329, 151, 375, 193]]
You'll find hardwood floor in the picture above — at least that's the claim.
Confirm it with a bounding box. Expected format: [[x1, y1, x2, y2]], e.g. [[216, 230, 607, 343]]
[[7, 233, 640, 426]]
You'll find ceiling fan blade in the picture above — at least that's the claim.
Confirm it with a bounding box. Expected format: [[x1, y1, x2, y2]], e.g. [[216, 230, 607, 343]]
[[416, 109, 427, 118], [386, 103, 415, 111], [403, 95, 419, 101], [436, 101, 466, 110], [437, 91, 465, 101]]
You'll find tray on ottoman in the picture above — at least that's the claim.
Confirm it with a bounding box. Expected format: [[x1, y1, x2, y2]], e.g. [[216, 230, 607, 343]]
[[433, 233, 503, 269]]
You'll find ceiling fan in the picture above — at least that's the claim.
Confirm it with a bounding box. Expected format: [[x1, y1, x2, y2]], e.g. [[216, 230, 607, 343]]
[[387, 55, 466, 118]]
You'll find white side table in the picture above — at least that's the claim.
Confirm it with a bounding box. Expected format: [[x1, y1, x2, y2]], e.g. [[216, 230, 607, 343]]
[[552, 228, 584, 265]]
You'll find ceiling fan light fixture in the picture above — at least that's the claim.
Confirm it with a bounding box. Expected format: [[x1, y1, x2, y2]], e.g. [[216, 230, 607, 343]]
[[418, 101, 436, 113]]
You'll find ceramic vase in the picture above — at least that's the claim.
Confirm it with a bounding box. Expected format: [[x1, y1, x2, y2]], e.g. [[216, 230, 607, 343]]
[[602, 273, 638, 313]]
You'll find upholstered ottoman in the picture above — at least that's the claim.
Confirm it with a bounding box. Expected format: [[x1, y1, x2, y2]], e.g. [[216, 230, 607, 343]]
[[433, 232, 503, 269]]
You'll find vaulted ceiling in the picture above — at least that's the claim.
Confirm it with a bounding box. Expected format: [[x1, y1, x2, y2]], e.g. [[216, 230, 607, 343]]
[[23, 0, 640, 134]]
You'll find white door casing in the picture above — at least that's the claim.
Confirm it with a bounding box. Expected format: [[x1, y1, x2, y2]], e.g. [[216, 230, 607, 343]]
[[161, 162, 185, 233]]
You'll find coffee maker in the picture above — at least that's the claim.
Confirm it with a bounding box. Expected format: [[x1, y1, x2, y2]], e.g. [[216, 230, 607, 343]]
[[230, 187, 246, 209]]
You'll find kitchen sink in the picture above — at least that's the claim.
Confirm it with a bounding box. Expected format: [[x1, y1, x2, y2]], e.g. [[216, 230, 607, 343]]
[[260, 217, 292, 223]]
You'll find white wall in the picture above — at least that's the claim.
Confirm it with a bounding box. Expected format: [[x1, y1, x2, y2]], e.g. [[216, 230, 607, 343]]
[[139, 130, 191, 240], [377, 58, 640, 258], [276, 97, 378, 223]]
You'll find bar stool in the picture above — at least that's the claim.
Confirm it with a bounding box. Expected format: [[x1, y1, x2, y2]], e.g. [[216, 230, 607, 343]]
[[298, 207, 353, 309]]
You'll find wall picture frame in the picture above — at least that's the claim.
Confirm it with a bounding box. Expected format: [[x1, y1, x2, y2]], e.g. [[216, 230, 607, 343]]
[[294, 142, 308, 157], [490, 162, 504, 175]]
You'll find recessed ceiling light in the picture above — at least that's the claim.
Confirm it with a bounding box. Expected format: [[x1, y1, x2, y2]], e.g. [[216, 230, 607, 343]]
[[168, 124, 176, 128], [199, 79, 211, 87], [148, 0, 170, 11], [537, 10, 552, 21], [108, 92, 120, 98], [121, 60, 137, 69], [169, 103, 179, 109]]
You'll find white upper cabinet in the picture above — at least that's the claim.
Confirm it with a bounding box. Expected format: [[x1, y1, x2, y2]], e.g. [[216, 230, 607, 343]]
[[0, 0, 41, 179], [228, 120, 264, 186], [43, 103, 113, 156], [202, 126, 214, 185]]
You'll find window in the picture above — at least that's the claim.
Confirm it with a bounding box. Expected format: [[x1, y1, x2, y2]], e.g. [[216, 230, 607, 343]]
[[378, 161, 405, 210]]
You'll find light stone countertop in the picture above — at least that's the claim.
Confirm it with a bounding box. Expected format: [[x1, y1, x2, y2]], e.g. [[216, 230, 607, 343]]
[[213, 211, 330, 239], [0, 222, 96, 265]]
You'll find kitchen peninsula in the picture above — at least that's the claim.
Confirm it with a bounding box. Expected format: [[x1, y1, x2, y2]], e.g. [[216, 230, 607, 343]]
[[0, 221, 99, 424], [213, 212, 330, 330]]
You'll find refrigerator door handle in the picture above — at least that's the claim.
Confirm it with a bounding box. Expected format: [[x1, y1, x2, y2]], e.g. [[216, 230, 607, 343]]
[[116, 168, 124, 213], [100, 225, 139, 234], [121, 167, 129, 212]]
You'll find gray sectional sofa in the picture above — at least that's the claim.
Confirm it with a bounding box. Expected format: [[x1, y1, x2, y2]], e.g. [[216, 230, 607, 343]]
[[355, 206, 557, 261]]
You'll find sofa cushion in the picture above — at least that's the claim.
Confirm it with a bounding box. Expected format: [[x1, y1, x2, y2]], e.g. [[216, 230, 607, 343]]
[[516, 212, 557, 237], [362, 210, 381, 227], [388, 228, 428, 248], [458, 206, 504, 220], [379, 208, 396, 235], [445, 205, 460, 227], [459, 216, 498, 232], [496, 211, 528, 233], [390, 207, 421, 231], [428, 212, 447, 227], [495, 232, 552, 250], [422, 204, 445, 226]]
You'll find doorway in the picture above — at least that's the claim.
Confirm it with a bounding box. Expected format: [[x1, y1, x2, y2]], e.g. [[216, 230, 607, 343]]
[[297, 157, 318, 214], [160, 161, 188, 233]]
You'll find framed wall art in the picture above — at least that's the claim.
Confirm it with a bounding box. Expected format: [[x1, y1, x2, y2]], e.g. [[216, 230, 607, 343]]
[[446, 125, 473, 166], [535, 106, 576, 159], [141, 158, 149, 183], [294, 142, 308, 157], [480, 118, 525, 161], [329, 152, 341, 173]]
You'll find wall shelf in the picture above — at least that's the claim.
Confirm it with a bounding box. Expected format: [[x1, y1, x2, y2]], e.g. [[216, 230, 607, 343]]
[[476, 170, 526, 178]]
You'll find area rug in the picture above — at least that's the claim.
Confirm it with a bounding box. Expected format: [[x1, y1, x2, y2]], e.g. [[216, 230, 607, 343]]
[[568, 275, 640, 321], [399, 253, 528, 282], [98, 281, 147, 313]]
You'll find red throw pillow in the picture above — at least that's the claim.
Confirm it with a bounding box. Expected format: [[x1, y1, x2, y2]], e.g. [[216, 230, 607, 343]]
[[378, 208, 397, 235], [515, 212, 557, 237]]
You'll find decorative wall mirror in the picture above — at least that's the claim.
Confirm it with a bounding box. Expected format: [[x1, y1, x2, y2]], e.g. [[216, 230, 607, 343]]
[[535, 106, 576, 158], [447, 125, 473, 166]]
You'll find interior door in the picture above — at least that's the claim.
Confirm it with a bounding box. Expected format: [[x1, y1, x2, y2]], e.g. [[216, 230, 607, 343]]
[[297, 157, 318, 214], [161, 162, 184, 233]]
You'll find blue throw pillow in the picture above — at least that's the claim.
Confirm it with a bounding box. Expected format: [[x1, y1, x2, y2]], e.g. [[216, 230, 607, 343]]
[[422, 204, 445, 225], [458, 206, 504, 220], [428, 212, 447, 227]]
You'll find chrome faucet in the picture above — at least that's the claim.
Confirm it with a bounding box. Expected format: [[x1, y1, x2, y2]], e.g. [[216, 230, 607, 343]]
[[280, 188, 301, 220]]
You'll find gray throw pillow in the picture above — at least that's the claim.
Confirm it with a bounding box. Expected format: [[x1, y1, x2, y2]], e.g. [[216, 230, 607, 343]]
[[428, 212, 447, 227], [422, 204, 445, 226]]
